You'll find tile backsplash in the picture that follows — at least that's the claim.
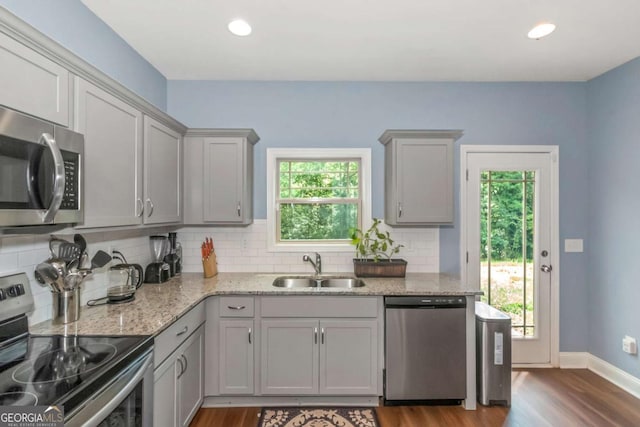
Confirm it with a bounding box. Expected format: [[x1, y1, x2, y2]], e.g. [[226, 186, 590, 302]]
[[0, 220, 439, 325], [0, 228, 174, 325], [179, 219, 439, 275]]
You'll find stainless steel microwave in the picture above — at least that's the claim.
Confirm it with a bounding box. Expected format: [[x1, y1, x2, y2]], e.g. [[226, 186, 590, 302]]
[[0, 106, 83, 229]]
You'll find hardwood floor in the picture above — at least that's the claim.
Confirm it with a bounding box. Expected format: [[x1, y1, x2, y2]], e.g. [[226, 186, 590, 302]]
[[189, 369, 640, 427]]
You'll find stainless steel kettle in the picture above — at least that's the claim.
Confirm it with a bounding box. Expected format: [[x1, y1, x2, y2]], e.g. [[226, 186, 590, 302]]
[[109, 263, 144, 289]]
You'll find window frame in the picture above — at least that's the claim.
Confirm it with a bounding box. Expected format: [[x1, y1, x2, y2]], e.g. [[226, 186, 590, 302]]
[[267, 148, 372, 252]]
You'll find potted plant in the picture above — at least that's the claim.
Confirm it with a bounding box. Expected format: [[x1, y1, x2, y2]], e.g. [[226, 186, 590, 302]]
[[349, 218, 407, 277]]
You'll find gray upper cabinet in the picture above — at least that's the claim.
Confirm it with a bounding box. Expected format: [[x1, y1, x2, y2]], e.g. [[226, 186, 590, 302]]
[[379, 130, 463, 225], [144, 116, 182, 224], [74, 77, 144, 227], [0, 32, 69, 126], [184, 130, 259, 225]]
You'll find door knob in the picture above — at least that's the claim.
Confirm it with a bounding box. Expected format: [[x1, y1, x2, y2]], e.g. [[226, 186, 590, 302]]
[[540, 264, 552, 273]]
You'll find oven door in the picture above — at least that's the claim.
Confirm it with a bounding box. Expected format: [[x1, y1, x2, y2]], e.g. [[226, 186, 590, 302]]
[[66, 350, 154, 427]]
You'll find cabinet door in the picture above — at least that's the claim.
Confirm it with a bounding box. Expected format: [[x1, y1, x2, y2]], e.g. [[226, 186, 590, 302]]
[[319, 320, 378, 395], [203, 137, 244, 223], [178, 327, 204, 427], [0, 32, 69, 126], [395, 139, 453, 223], [260, 319, 319, 395], [154, 353, 179, 427], [74, 78, 143, 227], [219, 319, 254, 395], [143, 116, 181, 224]]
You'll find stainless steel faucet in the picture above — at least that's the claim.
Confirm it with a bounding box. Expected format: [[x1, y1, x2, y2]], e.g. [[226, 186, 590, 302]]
[[302, 252, 322, 275]]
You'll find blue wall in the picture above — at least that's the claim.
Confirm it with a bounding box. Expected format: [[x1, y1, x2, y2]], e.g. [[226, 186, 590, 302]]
[[168, 80, 590, 352], [0, 0, 167, 110], [587, 58, 640, 377]]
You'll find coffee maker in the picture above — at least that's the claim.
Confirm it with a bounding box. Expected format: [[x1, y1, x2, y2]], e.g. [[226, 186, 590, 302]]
[[144, 236, 170, 283], [164, 232, 182, 277]]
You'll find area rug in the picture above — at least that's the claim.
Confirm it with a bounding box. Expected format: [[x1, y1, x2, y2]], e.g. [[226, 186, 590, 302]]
[[258, 407, 379, 427]]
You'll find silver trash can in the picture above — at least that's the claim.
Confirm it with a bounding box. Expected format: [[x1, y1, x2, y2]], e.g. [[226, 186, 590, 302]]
[[475, 301, 511, 406]]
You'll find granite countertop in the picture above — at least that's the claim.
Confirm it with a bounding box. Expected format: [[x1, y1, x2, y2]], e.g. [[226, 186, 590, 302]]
[[30, 272, 481, 337]]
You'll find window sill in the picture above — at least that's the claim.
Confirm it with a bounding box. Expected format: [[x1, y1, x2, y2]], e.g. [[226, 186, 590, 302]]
[[267, 241, 356, 253]]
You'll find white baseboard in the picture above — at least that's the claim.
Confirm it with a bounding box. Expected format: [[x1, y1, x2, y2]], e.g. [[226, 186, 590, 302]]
[[587, 354, 640, 400], [559, 352, 589, 369]]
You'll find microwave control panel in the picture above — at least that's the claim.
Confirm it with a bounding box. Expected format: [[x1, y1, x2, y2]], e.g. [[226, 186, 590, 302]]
[[60, 151, 79, 210]]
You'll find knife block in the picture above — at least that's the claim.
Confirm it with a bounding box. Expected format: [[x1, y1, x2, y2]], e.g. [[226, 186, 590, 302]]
[[203, 253, 218, 278]]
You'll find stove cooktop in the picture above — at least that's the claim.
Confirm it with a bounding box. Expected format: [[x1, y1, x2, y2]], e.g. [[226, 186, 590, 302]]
[[0, 334, 152, 414]]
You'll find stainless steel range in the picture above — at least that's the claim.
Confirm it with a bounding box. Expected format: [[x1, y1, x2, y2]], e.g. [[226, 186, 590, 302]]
[[0, 273, 153, 426]]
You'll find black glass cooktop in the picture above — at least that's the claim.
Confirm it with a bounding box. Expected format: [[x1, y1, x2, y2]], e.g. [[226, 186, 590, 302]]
[[0, 334, 151, 414]]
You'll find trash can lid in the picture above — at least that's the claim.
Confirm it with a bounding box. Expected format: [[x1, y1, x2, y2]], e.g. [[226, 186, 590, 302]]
[[475, 301, 511, 321]]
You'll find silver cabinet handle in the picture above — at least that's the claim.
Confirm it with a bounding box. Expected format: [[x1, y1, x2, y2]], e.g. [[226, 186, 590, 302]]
[[176, 355, 185, 379], [39, 133, 65, 224], [237, 202, 241, 217], [146, 198, 154, 217], [398, 203, 403, 218], [136, 198, 144, 217], [541, 264, 553, 273], [321, 327, 325, 344], [248, 327, 252, 344], [176, 326, 188, 336], [314, 327, 318, 344], [228, 305, 246, 310], [181, 354, 188, 376]]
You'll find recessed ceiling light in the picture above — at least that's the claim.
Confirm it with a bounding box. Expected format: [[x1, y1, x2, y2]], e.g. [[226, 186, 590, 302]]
[[527, 22, 556, 39], [228, 19, 252, 36]]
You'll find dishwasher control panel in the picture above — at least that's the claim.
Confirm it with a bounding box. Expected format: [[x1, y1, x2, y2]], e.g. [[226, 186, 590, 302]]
[[385, 296, 466, 308]]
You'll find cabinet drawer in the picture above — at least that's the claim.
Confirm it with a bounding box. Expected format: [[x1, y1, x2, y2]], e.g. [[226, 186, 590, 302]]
[[219, 296, 254, 317], [154, 301, 205, 368], [261, 296, 379, 318]]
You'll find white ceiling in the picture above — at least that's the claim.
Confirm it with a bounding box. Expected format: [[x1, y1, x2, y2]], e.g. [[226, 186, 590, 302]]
[[81, 0, 640, 82]]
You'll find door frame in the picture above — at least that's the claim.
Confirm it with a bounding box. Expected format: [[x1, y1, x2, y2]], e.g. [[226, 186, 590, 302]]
[[460, 145, 560, 367]]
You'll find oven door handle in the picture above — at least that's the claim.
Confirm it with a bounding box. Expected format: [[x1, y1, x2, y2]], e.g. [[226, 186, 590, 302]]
[[39, 132, 65, 224], [66, 351, 153, 427]]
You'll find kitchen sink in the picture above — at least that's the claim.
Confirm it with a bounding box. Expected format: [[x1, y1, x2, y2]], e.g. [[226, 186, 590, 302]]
[[272, 277, 318, 288], [272, 276, 365, 289]]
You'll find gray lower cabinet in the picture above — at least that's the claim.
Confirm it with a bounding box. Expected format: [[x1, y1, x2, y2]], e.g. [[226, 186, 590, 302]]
[[260, 319, 319, 395], [379, 130, 463, 225], [219, 319, 254, 394], [319, 320, 378, 395], [74, 77, 144, 227], [260, 319, 378, 395], [0, 31, 69, 126], [183, 129, 259, 225], [154, 324, 204, 427], [144, 116, 182, 224]]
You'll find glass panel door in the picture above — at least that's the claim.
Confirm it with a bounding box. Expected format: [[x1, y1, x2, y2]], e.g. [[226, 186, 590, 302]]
[[480, 171, 535, 337]]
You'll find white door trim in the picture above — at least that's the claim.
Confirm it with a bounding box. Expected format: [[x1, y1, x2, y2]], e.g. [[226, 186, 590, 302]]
[[460, 145, 560, 367]]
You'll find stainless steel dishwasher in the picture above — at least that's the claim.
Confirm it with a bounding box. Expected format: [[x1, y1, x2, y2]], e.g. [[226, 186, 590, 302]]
[[384, 296, 467, 405]]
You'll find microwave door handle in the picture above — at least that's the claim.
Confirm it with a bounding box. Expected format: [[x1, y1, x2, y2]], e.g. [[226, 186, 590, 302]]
[[39, 133, 65, 223]]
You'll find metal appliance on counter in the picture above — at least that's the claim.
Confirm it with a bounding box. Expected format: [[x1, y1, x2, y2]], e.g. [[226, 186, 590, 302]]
[[384, 296, 467, 405], [0, 106, 84, 232], [0, 273, 153, 426], [164, 232, 182, 276], [88, 250, 144, 306], [144, 235, 170, 283]]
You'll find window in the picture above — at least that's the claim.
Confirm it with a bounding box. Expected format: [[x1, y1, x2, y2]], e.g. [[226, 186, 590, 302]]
[[267, 148, 371, 252]]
